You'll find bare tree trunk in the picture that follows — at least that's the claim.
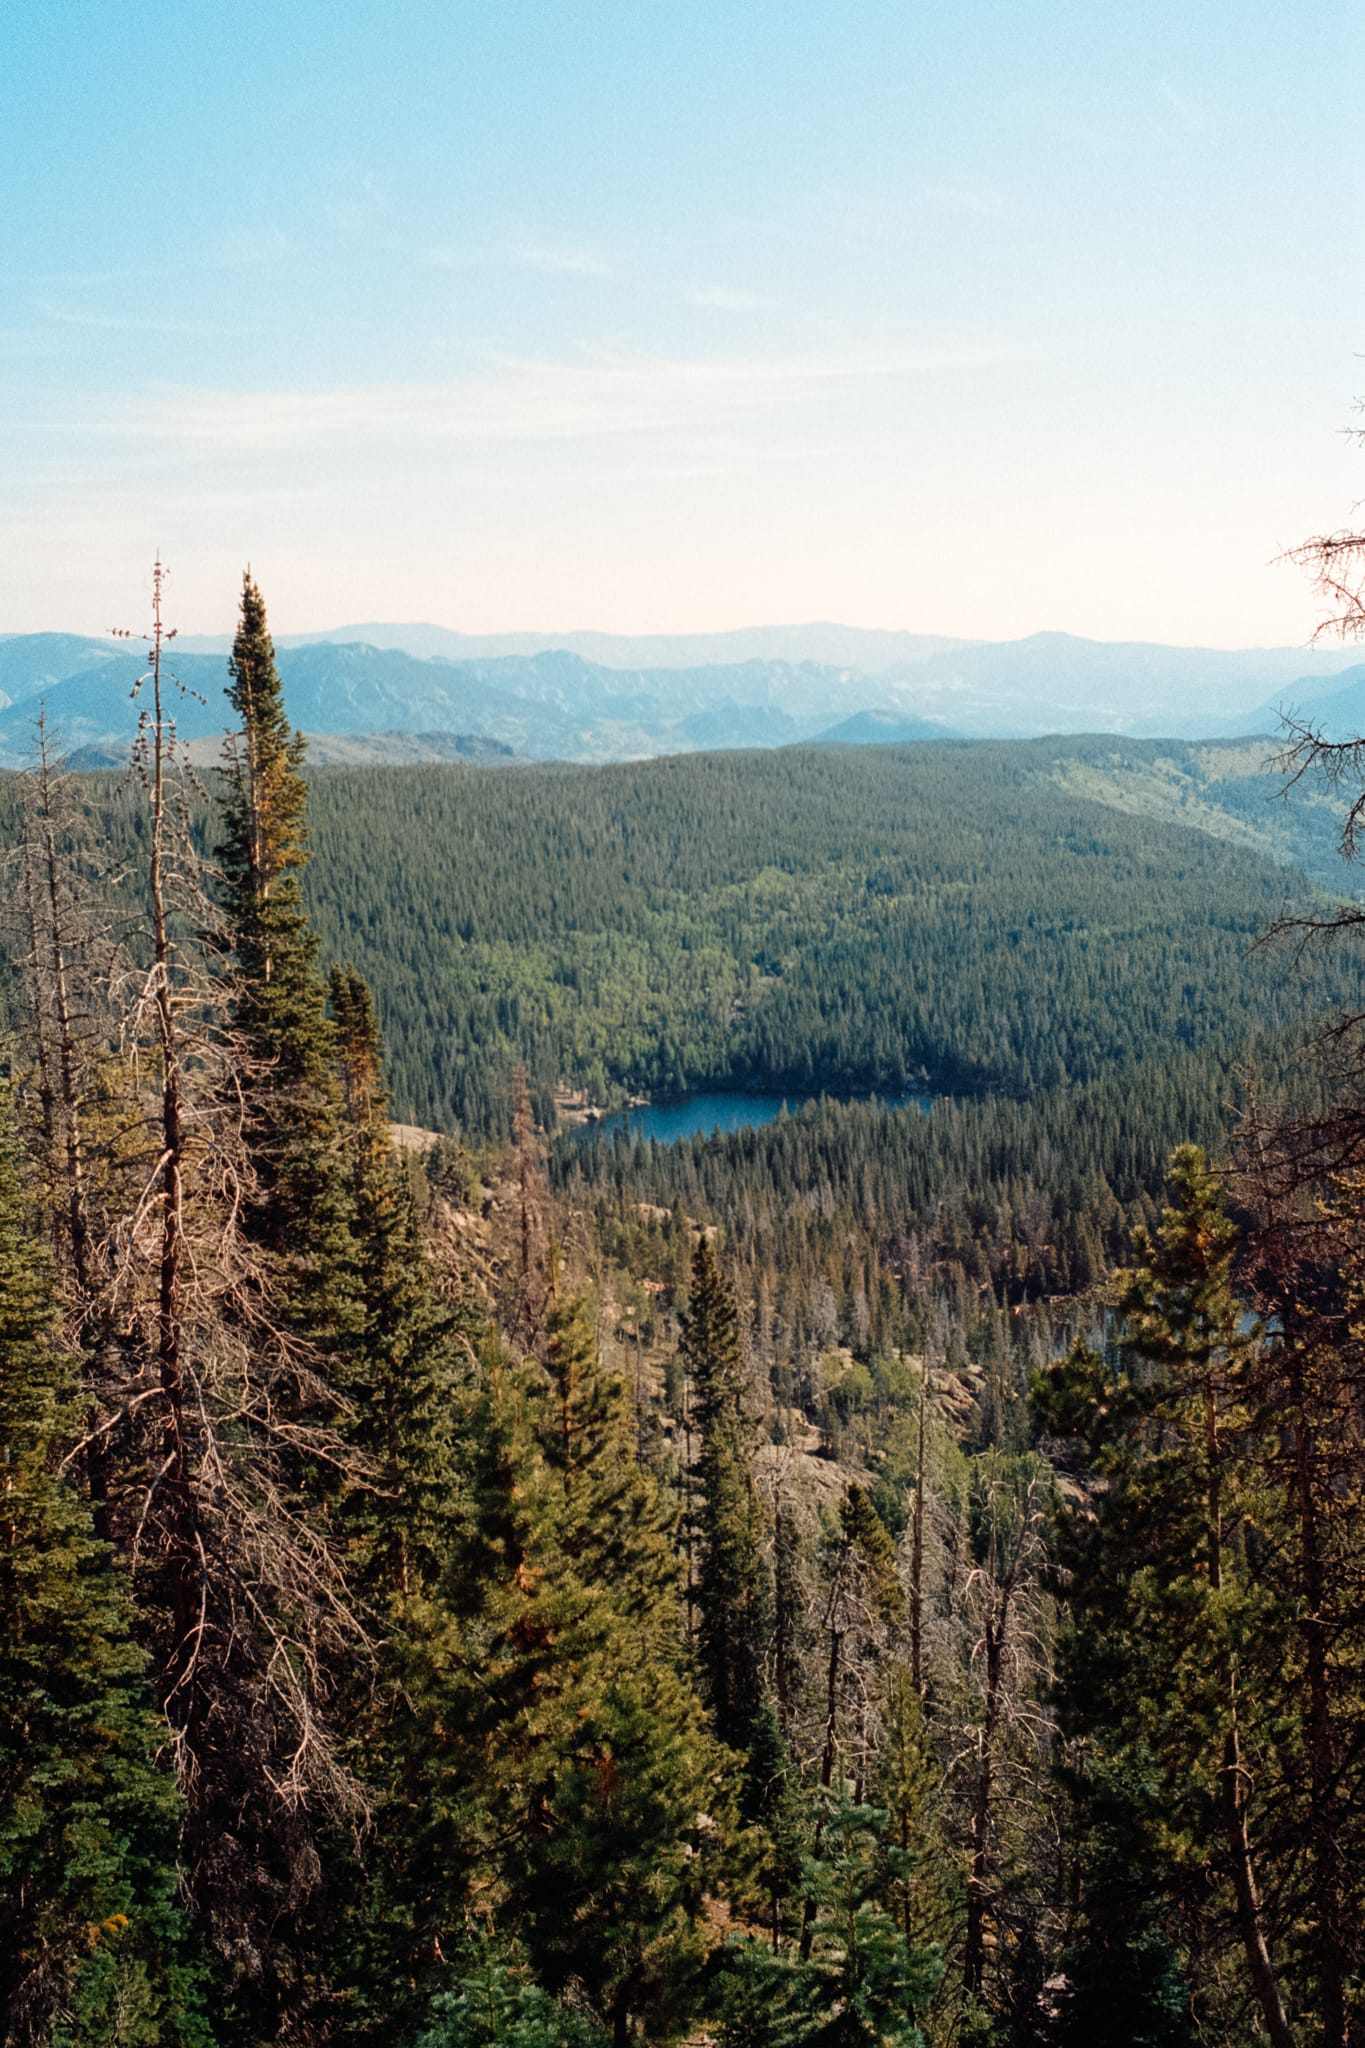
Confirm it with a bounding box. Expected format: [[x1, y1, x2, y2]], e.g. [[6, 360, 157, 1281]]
[[1221, 1717, 1296, 2048], [964, 1610, 1003, 2000], [18, 716, 114, 1525], [141, 563, 204, 1723], [799, 1613, 843, 1963], [910, 1351, 928, 1697], [1203, 1358, 1296, 2048], [35, 719, 94, 1295], [1287, 1357, 1347, 2048], [18, 824, 58, 1191], [820, 1625, 842, 1792], [681, 1367, 696, 1649]]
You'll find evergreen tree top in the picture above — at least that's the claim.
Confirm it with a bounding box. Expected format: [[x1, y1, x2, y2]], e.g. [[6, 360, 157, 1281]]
[[681, 1233, 746, 1426], [228, 571, 288, 730], [222, 569, 310, 907]]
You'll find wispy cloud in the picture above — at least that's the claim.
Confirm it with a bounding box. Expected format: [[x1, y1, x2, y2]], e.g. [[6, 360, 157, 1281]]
[[506, 241, 616, 278], [31, 300, 240, 338], [53, 341, 1040, 454], [685, 285, 777, 313], [916, 179, 1013, 221]]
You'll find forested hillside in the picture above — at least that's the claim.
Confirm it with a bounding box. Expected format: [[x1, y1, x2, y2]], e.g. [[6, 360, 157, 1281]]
[[0, 578, 1361, 2048], [3, 736, 1349, 1137], [294, 738, 1356, 1132]]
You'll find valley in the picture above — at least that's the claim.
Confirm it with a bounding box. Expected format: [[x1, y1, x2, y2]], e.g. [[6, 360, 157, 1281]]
[[3, 603, 1364, 2047]]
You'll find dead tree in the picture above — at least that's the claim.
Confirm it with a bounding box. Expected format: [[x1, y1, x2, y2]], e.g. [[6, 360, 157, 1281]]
[[91, 564, 368, 2032], [952, 1454, 1054, 2007]]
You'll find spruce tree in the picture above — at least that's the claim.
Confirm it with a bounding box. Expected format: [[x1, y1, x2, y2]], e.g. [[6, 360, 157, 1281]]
[[511, 1293, 721, 2046], [1034, 1148, 1295, 2048], [334, 1294, 723, 2048], [330, 963, 460, 1599], [414, 1933, 609, 2048], [0, 1088, 207, 2048], [219, 571, 357, 1347], [1051, 1759, 1199, 2048], [717, 1797, 939, 2048], [738, 1702, 807, 1953], [680, 1235, 772, 1749]]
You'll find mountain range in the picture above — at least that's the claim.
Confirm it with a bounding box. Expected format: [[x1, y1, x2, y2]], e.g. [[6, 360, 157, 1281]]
[[0, 623, 1359, 768]]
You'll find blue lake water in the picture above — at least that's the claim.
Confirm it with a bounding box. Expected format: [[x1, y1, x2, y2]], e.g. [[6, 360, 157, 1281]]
[[574, 1088, 931, 1146]]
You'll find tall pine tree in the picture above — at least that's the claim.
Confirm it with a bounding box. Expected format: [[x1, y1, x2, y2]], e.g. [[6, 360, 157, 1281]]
[[679, 1235, 772, 1750], [1035, 1147, 1295, 2048], [330, 963, 460, 1600], [219, 571, 357, 1348]]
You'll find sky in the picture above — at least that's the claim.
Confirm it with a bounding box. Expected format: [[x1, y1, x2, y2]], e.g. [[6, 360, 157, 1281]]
[[3, 0, 1364, 645]]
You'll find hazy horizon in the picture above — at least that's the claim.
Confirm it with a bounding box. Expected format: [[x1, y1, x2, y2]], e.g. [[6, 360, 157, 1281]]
[[2, 614, 1358, 663]]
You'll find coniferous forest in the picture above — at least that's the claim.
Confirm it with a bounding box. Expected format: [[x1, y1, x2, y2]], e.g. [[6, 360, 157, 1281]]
[[1, 571, 1363, 2048]]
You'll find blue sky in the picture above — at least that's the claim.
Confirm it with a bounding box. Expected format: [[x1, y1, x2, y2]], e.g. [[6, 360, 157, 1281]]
[[3, 0, 1363, 642]]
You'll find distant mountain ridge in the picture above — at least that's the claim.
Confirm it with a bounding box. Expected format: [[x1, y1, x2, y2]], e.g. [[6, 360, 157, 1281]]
[[0, 623, 1357, 766], [1243, 662, 1365, 741], [0, 640, 917, 765], [0, 631, 126, 712], [177, 620, 976, 672]]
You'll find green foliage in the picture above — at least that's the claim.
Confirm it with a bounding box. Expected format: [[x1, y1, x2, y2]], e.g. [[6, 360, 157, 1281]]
[[733, 1703, 811, 1966], [1033, 1148, 1288, 2034], [353, 1303, 722, 2047], [411, 1935, 609, 2048], [331, 961, 462, 1597], [1051, 1759, 1199, 2048], [0, 1090, 208, 2047], [508, 1299, 721, 2040], [539, 1292, 679, 1628], [280, 745, 1360, 1133], [218, 573, 358, 1347], [219, 573, 311, 982], [717, 1795, 938, 2048], [681, 1236, 773, 1747]]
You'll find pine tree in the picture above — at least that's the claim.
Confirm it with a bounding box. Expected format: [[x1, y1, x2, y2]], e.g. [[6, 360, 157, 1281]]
[[414, 1932, 609, 2048], [489, 1066, 550, 1347], [870, 1665, 943, 1970], [717, 1796, 939, 2048], [811, 1487, 904, 1802], [1234, 1116, 1365, 2048], [100, 564, 365, 2043], [1034, 1147, 1295, 2048], [0, 1087, 207, 2048], [955, 1452, 1052, 2020], [338, 1297, 723, 2048], [330, 963, 459, 1599], [680, 1235, 772, 1748], [509, 1293, 721, 2047], [738, 1702, 807, 1953], [219, 571, 357, 1347], [1051, 1759, 1199, 2048]]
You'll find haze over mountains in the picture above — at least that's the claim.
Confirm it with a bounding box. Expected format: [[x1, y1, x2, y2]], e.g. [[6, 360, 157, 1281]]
[[0, 622, 1358, 768]]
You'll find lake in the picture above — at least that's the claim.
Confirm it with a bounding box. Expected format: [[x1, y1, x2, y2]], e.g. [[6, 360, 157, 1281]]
[[572, 1087, 931, 1146]]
